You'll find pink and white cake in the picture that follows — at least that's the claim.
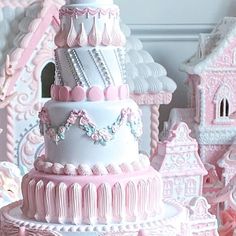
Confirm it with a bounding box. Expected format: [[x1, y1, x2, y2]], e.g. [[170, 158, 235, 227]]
[[0, 0, 188, 235]]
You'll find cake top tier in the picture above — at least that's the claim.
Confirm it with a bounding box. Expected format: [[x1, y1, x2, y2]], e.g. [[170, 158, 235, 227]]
[[66, 0, 113, 5]]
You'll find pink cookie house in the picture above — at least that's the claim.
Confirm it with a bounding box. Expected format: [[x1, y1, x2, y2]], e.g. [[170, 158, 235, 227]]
[[163, 16, 236, 189], [0, 0, 63, 171], [0, 0, 176, 172], [152, 122, 207, 205], [160, 17, 236, 232]]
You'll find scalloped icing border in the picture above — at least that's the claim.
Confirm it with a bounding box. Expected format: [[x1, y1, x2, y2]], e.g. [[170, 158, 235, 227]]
[[34, 154, 150, 176]]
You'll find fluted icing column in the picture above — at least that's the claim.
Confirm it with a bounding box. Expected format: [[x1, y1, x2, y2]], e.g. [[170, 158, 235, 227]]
[[45, 181, 56, 223], [112, 183, 125, 223], [6, 103, 15, 163], [150, 104, 160, 159], [125, 181, 137, 221], [83, 183, 97, 224], [98, 183, 112, 224]]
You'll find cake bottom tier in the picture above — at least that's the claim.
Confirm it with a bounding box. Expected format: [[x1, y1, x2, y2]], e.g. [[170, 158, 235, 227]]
[[0, 200, 188, 236], [21, 167, 163, 225]]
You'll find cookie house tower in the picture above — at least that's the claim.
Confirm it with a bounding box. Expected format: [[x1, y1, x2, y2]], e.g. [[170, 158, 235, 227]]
[[179, 18, 236, 169], [19, 0, 164, 229]]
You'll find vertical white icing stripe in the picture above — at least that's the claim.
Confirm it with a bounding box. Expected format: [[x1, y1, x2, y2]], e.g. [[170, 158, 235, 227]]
[[35, 180, 45, 221], [69, 183, 82, 224], [45, 181, 56, 223], [56, 183, 68, 223], [98, 183, 112, 224], [21, 174, 30, 214], [125, 181, 137, 221], [27, 179, 36, 218], [83, 183, 97, 224], [137, 180, 148, 220], [112, 182, 124, 223]]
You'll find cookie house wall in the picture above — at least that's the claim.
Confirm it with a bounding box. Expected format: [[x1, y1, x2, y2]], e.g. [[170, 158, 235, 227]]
[[115, 0, 236, 131]]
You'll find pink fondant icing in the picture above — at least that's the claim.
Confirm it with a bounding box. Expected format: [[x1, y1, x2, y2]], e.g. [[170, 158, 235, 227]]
[[87, 86, 104, 101], [21, 167, 162, 225], [71, 85, 86, 101], [105, 85, 119, 100], [59, 86, 70, 101]]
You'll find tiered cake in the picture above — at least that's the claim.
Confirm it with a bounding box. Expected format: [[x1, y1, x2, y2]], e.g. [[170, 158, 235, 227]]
[[0, 0, 187, 235], [21, 0, 163, 225]]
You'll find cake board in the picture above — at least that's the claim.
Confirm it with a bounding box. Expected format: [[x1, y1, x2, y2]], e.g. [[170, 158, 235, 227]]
[[1, 200, 187, 236]]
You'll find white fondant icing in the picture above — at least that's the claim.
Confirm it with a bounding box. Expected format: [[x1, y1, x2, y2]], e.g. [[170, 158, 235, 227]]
[[55, 47, 125, 89], [43, 99, 140, 167]]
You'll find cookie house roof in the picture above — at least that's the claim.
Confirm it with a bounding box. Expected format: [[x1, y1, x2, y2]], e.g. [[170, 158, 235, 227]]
[[181, 17, 236, 75]]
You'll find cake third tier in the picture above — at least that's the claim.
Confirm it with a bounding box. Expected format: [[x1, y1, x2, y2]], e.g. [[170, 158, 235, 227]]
[[39, 99, 142, 167]]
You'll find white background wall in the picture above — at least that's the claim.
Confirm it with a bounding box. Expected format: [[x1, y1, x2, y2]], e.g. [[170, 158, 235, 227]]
[[115, 0, 236, 129]]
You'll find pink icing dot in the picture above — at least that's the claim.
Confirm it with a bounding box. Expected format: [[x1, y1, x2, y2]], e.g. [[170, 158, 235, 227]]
[[71, 86, 86, 101], [59, 86, 71, 101], [105, 85, 119, 100], [52, 85, 60, 100], [119, 84, 129, 99], [87, 86, 104, 101]]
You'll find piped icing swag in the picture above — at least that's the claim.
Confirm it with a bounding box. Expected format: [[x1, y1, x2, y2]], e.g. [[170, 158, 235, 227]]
[[39, 107, 142, 145]]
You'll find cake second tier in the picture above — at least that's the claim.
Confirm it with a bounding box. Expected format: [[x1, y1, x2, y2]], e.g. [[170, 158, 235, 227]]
[[39, 99, 142, 167]]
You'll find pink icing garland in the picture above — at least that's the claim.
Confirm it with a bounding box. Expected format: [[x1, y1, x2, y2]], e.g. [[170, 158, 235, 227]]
[[51, 84, 129, 102], [59, 7, 119, 19], [34, 154, 150, 176]]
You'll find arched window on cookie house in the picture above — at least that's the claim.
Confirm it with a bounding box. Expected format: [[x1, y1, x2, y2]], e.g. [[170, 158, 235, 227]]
[[214, 84, 233, 123], [41, 62, 55, 98]]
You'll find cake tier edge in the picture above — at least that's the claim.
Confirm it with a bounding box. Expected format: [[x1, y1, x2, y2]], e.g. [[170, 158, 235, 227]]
[[21, 167, 163, 225], [1, 199, 187, 236]]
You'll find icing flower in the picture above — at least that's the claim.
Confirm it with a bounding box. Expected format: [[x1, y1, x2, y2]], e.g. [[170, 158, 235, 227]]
[[79, 116, 90, 126], [67, 113, 78, 125], [47, 128, 56, 137], [39, 108, 50, 124], [91, 131, 100, 142], [111, 124, 119, 133], [99, 129, 112, 142], [58, 126, 66, 134]]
